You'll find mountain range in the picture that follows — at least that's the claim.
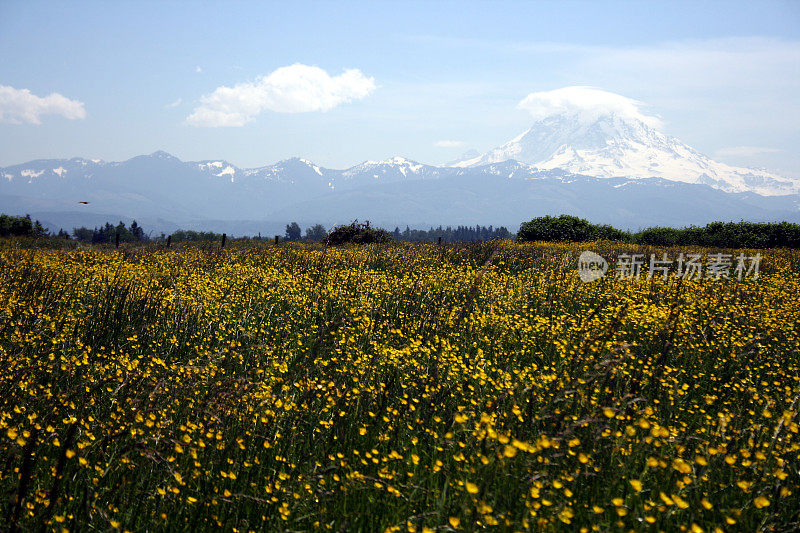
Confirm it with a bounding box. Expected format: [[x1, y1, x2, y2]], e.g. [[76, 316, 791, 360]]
[[2, 111, 799, 236]]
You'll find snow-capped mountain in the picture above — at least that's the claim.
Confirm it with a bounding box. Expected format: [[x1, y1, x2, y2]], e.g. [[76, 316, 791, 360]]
[[191, 156, 439, 189], [339, 157, 444, 188], [2, 150, 799, 236], [0, 152, 453, 223], [454, 111, 798, 196]]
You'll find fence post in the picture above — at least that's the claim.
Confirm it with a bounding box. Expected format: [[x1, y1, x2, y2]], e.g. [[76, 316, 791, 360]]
[[166, 235, 171, 248], [438, 236, 442, 246], [115, 232, 120, 248], [221, 233, 227, 249], [275, 235, 279, 245]]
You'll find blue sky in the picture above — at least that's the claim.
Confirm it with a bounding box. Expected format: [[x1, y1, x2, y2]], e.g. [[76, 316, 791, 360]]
[[1, 0, 799, 175]]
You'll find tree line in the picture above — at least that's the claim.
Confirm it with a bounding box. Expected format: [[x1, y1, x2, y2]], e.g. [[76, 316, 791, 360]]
[[0, 215, 149, 243], [4, 212, 800, 248], [0, 214, 47, 238], [72, 221, 147, 243], [282, 222, 513, 243], [391, 225, 513, 242], [517, 215, 800, 248]]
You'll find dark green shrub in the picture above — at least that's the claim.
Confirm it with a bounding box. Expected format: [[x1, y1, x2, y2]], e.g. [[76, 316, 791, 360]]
[[324, 221, 392, 246], [517, 215, 627, 243], [169, 230, 223, 242], [633, 227, 682, 246]]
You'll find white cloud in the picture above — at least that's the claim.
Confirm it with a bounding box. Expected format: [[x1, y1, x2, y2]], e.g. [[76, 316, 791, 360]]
[[517, 86, 662, 128], [715, 146, 783, 157], [186, 63, 376, 127], [196, 66, 203, 73], [166, 97, 182, 108], [0, 85, 86, 125], [435, 140, 464, 148]]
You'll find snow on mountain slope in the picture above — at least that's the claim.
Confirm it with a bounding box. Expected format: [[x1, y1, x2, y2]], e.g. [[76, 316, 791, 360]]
[[454, 87, 799, 196], [238, 158, 335, 190], [339, 157, 444, 187], [197, 160, 239, 181]]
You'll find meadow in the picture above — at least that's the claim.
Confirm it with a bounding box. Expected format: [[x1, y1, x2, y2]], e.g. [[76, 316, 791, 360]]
[[0, 240, 798, 532]]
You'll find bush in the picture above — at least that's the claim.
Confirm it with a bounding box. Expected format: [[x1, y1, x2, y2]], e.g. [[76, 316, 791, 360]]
[[168, 230, 223, 242], [633, 226, 683, 246], [517, 215, 627, 243], [324, 221, 392, 246]]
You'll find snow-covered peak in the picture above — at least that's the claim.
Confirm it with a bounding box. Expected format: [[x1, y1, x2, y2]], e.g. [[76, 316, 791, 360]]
[[297, 158, 324, 176], [237, 157, 331, 184], [268, 157, 325, 171], [196, 160, 238, 180], [376, 156, 419, 167], [344, 156, 430, 177], [454, 111, 799, 196], [356, 156, 419, 167]]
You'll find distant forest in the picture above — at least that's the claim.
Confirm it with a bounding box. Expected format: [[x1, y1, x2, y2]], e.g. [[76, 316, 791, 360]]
[[280, 222, 513, 243], [72, 221, 147, 243], [390, 225, 512, 242], [2, 213, 800, 248]]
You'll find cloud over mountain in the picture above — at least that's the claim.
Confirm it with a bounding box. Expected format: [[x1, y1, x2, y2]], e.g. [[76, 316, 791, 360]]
[[454, 86, 798, 196], [186, 64, 376, 127], [517, 86, 662, 129], [0, 85, 86, 125]]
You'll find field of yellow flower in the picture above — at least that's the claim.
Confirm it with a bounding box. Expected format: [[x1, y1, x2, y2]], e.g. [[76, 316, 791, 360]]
[[1, 239, 798, 532]]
